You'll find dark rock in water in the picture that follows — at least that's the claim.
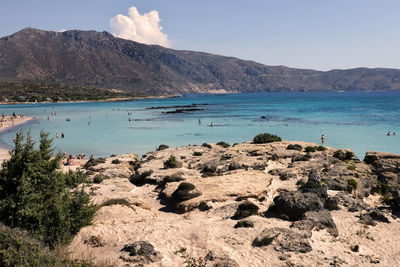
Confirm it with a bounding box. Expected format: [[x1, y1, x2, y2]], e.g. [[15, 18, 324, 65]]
[[325, 196, 340, 210], [157, 144, 169, 151], [171, 182, 202, 203], [228, 161, 242, 171], [234, 220, 254, 228], [252, 228, 312, 253], [272, 191, 324, 221], [359, 209, 390, 226], [120, 241, 162, 264], [162, 108, 203, 114], [287, 144, 303, 151], [233, 201, 259, 219], [291, 210, 338, 237], [333, 150, 355, 161]]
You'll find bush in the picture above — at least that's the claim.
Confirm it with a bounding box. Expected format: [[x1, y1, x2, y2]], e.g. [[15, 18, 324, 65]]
[[111, 159, 121, 164], [0, 131, 96, 247], [93, 174, 110, 184], [193, 151, 202, 156], [347, 178, 358, 190], [216, 141, 230, 148], [316, 146, 326, 151], [157, 144, 169, 151], [201, 143, 212, 149], [0, 224, 92, 267], [253, 133, 281, 144], [347, 165, 356, 171], [304, 146, 317, 153], [163, 155, 181, 169]]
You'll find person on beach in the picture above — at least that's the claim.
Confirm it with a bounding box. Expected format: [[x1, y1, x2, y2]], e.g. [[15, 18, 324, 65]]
[[210, 121, 214, 127], [198, 118, 201, 125], [387, 131, 391, 136], [393, 132, 396, 136], [56, 133, 59, 138], [321, 134, 325, 144], [61, 133, 65, 138]]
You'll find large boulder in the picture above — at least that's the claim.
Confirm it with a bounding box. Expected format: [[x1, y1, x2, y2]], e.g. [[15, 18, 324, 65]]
[[272, 191, 324, 221], [300, 170, 328, 199], [171, 182, 202, 203], [291, 210, 338, 237], [252, 228, 312, 253]]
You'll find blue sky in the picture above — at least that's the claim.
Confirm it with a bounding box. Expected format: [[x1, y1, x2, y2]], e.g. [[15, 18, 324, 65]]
[[1, 0, 399, 70]]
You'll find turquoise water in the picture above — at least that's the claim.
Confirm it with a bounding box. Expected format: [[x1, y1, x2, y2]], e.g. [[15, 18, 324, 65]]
[[1, 92, 400, 158]]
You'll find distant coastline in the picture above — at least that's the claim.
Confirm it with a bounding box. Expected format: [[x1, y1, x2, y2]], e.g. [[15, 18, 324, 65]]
[[0, 94, 181, 105]]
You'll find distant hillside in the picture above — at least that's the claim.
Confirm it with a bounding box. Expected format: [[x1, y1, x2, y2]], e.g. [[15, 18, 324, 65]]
[[1, 28, 400, 100]]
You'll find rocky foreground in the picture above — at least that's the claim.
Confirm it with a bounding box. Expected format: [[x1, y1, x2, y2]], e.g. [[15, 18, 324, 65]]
[[68, 140, 400, 266]]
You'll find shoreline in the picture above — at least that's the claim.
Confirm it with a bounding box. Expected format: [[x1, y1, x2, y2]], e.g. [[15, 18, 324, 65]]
[[0, 94, 181, 105], [0, 116, 34, 162]]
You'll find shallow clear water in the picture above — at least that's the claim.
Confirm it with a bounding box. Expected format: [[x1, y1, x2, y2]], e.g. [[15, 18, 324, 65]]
[[1, 92, 399, 158]]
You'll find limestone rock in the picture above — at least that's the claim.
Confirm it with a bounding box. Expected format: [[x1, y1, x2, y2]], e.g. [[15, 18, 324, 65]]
[[253, 228, 312, 253]]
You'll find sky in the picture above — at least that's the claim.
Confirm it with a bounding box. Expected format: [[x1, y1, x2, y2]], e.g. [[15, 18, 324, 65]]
[[1, 0, 400, 71]]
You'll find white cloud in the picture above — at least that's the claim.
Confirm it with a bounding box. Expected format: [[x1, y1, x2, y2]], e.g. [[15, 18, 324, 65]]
[[110, 6, 170, 47]]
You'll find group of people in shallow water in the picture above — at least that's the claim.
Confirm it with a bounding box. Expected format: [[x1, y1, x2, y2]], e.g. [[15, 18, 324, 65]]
[[56, 133, 65, 138], [387, 131, 396, 136]]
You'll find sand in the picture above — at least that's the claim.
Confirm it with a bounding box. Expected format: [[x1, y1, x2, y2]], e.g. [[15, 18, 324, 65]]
[[0, 115, 34, 162]]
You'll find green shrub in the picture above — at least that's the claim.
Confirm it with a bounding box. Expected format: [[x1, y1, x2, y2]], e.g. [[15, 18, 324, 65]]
[[0, 131, 96, 247], [316, 146, 326, 151], [111, 159, 121, 164], [253, 133, 282, 144], [93, 174, 110, 184], [304, 146, 317, 153], [163, 155, 181, 169], [347, 165, 356, 171], [347, 178, 358, 190], [157, 144, 169, 151], [0, 224, 92, 267], [216, 141, 230, 148], [201, 143, 212, 148], [193, 151, 202, 156], [233, 142, 239, 147]]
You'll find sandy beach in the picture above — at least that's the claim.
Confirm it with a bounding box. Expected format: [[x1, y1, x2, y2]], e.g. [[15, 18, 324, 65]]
[[0, 115, 34, 162]]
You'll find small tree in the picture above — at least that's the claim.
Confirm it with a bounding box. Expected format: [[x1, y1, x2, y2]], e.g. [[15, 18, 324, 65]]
[[0, 131, 96, 247]]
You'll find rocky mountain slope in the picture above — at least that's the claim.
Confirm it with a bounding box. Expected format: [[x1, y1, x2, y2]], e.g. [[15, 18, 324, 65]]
[[68, 140, 400, 266], [1, 28, 400, 96]]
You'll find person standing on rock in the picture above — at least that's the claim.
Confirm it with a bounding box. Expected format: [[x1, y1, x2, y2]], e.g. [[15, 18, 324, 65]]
[[321, 134, 325, 144]]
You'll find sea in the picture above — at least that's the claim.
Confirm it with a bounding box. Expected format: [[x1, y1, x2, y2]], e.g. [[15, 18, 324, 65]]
[[1, 92, 400, 158]]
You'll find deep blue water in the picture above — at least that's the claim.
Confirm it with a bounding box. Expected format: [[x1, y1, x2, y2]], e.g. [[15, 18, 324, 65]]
[[1, 92, 399, 158]]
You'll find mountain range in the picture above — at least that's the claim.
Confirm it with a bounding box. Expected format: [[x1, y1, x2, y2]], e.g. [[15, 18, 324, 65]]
[[1, 28, 400, 97]]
